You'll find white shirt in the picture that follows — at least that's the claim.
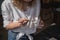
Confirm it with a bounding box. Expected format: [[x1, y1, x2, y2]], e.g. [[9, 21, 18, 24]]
[[1, 0, 40, 34]]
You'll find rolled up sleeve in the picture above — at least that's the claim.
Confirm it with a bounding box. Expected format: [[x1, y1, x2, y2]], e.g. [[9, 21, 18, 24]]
[[1, 1, 11, 28]]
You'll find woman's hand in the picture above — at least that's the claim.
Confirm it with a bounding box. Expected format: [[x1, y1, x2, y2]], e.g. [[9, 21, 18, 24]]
[[36, 18, 44, 34], [18, 18, 29, 25], [40, 19, 44, 28], [5, 18, 29, 30], [5, 21, 22, 30], [37, 18, 45, 29]]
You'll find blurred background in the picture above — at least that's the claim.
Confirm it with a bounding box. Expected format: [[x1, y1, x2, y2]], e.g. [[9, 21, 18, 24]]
[[0, 0, 60, 40]]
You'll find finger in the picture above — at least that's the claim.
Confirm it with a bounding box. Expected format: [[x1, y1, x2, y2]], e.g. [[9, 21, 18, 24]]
[[18, 18, 26, 21], [18, 18, 25, 23], [18, 18, 29, 23], [18, 20, 24, 23], [23, 18, 29, 21], [23, 21, 28, 24]]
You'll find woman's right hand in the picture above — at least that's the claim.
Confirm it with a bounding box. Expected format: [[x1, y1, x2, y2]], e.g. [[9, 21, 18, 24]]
[[18, 18, 29, 25], [5, 18, 29, 30]]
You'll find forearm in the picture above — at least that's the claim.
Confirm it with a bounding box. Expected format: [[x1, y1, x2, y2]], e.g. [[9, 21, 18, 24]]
[[5, 21, 22, 30]]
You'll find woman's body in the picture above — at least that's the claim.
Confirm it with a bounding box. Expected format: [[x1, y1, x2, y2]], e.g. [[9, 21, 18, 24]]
[[1, 0, 41, 40]]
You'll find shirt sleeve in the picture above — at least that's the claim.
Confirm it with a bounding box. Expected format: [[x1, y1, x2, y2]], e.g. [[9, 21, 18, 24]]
[[1, 1, 12, 28], [36, 0, 41, 17]]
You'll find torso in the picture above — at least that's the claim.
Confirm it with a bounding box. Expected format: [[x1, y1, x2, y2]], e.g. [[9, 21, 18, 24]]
[[4, 0, 40, 34]]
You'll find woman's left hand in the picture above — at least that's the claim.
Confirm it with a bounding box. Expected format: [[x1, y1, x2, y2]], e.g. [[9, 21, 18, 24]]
[[37, 18, 44, 29]]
